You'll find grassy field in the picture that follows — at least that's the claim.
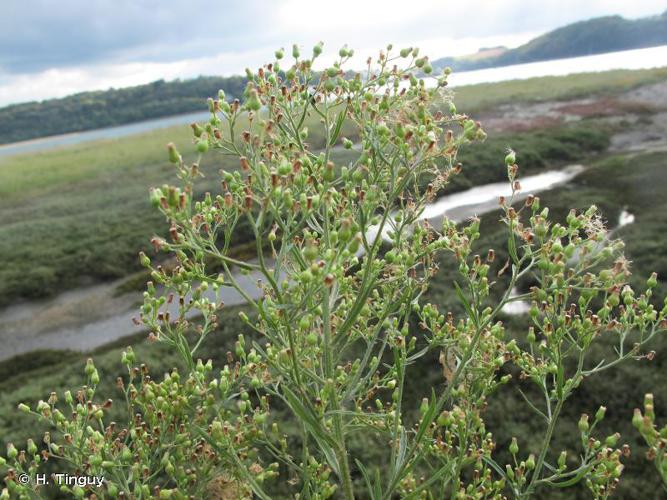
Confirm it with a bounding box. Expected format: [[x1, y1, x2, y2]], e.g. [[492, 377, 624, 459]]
[[453, 66, 667, 112], [0, 115, 614, 306]]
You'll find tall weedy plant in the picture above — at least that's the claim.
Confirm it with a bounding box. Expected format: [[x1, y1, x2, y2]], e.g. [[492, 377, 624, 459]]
[[2, 45, 665, 499]]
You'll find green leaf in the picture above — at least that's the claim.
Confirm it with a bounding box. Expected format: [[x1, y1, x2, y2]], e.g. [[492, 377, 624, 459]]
[[393, 427, 407, 478], [328, 107, 347, 147], [355, 459, 381, 500], [454, 281, 475, 322], [282, 385, 340, 475]]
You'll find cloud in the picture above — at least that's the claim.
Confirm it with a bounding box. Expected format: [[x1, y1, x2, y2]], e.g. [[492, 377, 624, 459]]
[[0, 0, 665, 106]]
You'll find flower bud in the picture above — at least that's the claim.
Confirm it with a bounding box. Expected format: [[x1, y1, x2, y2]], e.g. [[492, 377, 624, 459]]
[[632, 408, 644, 430], [167, 143, 180, 164], [196, 139, 209, 153], [505, 149, 516, 166], [306, 332, 318, 346], [578, 414, 589, 433], [595, 406, 606, 422], [509, 437, 519, 455], [419, 398, 429, 415], [292, 44, 300, 59], [605, 433, 620, 447], [275, 48, 284, 60]]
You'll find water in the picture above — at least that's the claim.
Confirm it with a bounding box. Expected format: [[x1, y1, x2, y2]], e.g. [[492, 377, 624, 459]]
[[0, 165, 587, 361], [1, 46, 666, 159], [447, 45, 667, 87], [0, 110, 210, 159], [366, 165, 584, 244]]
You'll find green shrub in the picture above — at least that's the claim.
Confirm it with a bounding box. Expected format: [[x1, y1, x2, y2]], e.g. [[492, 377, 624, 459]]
[[2, 45, 665, 499]]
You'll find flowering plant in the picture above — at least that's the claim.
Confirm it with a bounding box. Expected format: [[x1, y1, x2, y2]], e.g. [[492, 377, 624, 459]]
[[2, 45, 665, 499]]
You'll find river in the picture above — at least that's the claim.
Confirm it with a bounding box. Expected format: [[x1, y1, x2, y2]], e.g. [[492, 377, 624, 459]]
[[1, 45, 666, 159]]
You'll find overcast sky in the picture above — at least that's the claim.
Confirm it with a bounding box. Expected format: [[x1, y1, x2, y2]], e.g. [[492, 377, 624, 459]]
[[1, 0, 665, 106]]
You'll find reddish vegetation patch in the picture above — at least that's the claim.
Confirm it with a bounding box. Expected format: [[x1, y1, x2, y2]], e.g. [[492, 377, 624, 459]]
[[482, 115, 563, 133], [555, 98, 651, 118]]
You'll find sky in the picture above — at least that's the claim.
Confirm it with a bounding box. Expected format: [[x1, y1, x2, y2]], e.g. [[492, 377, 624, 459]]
[[0, 0, 665, 107]]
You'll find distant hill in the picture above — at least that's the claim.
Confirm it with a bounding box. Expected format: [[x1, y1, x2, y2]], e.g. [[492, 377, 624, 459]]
[[0, 76, 246, 145], [432, 11, 667, 72]]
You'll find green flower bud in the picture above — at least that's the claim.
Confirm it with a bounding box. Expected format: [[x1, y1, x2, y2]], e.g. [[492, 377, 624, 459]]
[[6, 444, 17, 460], [275, 48, 284, 60], [558, 451, 567, 469], [292, 44, 300, 59], [647, 273, 658, 288], [595, 406, 606, 422], [306, 332, 318, 346], [437, 411, 451, 427], [246, 92, 261, 111], [605, 433, 620, 447], [139, 252, 151, 268], [196, 139, 209, 153], [191, 122, 204, 138], [313, 42, 323, 57], [505, 149, 516, 166], [578, 414, 589, 433], [18, 403, 30, 413], [509, 437, 519, 455], [525, 454, 536, 470], [529, 302, 539, 318], [167, 142, 180, 164]]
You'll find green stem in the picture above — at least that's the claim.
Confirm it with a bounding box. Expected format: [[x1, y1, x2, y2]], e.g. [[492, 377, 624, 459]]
[[322, 284, 355, 499], [525, 397, 565, 495]]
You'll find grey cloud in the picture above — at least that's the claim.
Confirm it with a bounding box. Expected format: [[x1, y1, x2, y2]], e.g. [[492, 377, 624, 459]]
[[0, 0, 265, 72]]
